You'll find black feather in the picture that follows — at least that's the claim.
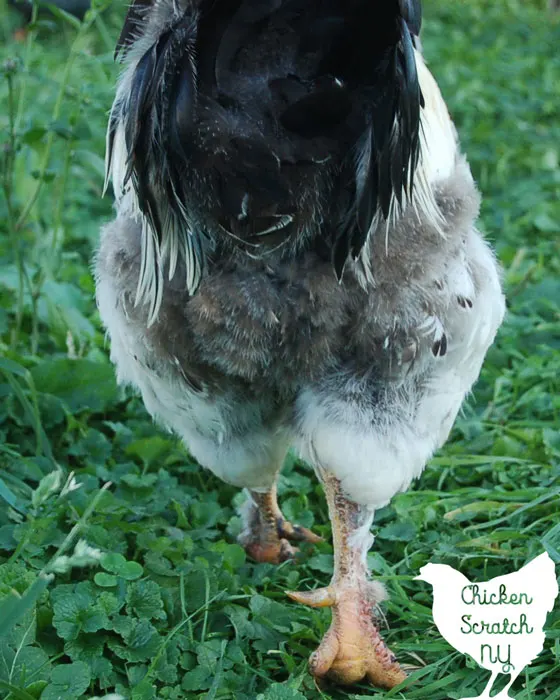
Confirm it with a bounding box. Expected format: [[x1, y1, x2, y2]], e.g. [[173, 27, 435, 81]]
[[332, 233, 350, 282], [124, 46, 156, 157], [280, 81, 352, 138], [115, 0, 151, 60], [353, 127, 378, 255], [111, 0, 426, 294], [168, 53, 197, 154], [399, 17, 421, 194], [116, 6, 206, 300], [105, 107, 119, 191], [300, 16, 345, 54], [121, 46, 157, 188], [215, 0, 282, 91], [390, 132, 405, 209], [432, 333, 448, 357], [320, 1, 424, 270], [400, 0, 422, 36], [269, 76, 307, 106]]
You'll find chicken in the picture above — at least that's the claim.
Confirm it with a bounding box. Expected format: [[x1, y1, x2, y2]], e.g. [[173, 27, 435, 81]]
[[95, 0, 505, 689], [416, 553, 559, 699]]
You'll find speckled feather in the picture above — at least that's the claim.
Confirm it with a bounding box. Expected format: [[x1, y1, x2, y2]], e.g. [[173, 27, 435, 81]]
[[98, 159, 471, 386]]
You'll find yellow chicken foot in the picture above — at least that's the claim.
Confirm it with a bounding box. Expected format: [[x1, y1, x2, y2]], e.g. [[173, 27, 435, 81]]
[[239, 484, 323, 564], [287, 472, 405, 688]]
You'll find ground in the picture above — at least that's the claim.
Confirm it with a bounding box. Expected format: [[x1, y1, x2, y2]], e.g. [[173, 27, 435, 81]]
[[0, 1, 559, 699]]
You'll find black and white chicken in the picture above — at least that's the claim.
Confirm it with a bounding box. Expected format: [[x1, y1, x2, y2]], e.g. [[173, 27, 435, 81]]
[[96, 0, 505, 688]]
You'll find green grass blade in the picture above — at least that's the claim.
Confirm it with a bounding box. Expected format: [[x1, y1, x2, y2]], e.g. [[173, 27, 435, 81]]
[[0, 574, 54, 641]]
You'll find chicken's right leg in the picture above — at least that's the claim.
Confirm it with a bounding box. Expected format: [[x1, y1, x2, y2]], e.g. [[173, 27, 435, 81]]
[[287, 470, 406, 688], [239, 484, 323, 564]]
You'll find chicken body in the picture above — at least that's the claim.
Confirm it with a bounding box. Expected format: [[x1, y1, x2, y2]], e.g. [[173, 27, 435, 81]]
[[96, 0, 505, 688]]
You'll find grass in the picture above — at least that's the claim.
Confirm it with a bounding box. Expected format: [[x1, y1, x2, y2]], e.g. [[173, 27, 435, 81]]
[[0, 0, 559, 698]]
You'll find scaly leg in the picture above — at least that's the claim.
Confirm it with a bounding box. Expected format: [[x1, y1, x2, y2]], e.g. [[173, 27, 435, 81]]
[[287, 471, 405, 688], [239, 483, 323, 564]]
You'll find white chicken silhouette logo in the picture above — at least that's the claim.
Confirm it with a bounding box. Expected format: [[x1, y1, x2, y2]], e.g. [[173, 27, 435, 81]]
[[416, 552, 558, 699]]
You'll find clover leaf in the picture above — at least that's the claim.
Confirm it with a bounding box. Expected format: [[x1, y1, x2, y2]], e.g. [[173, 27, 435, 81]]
[[101, 553, 144, 581]]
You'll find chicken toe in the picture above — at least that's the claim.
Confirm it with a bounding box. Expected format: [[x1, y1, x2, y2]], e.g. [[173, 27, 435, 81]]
[[289, 582, 405, 687], [239, 485, 323, 564]]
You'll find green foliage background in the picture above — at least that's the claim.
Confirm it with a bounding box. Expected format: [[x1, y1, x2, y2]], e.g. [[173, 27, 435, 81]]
[[0, 1, 559, 698]]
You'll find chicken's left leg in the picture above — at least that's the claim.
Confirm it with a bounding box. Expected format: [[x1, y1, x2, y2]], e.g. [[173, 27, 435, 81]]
[[239, 484, 323, 564], [287, 470, 405, 688]]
